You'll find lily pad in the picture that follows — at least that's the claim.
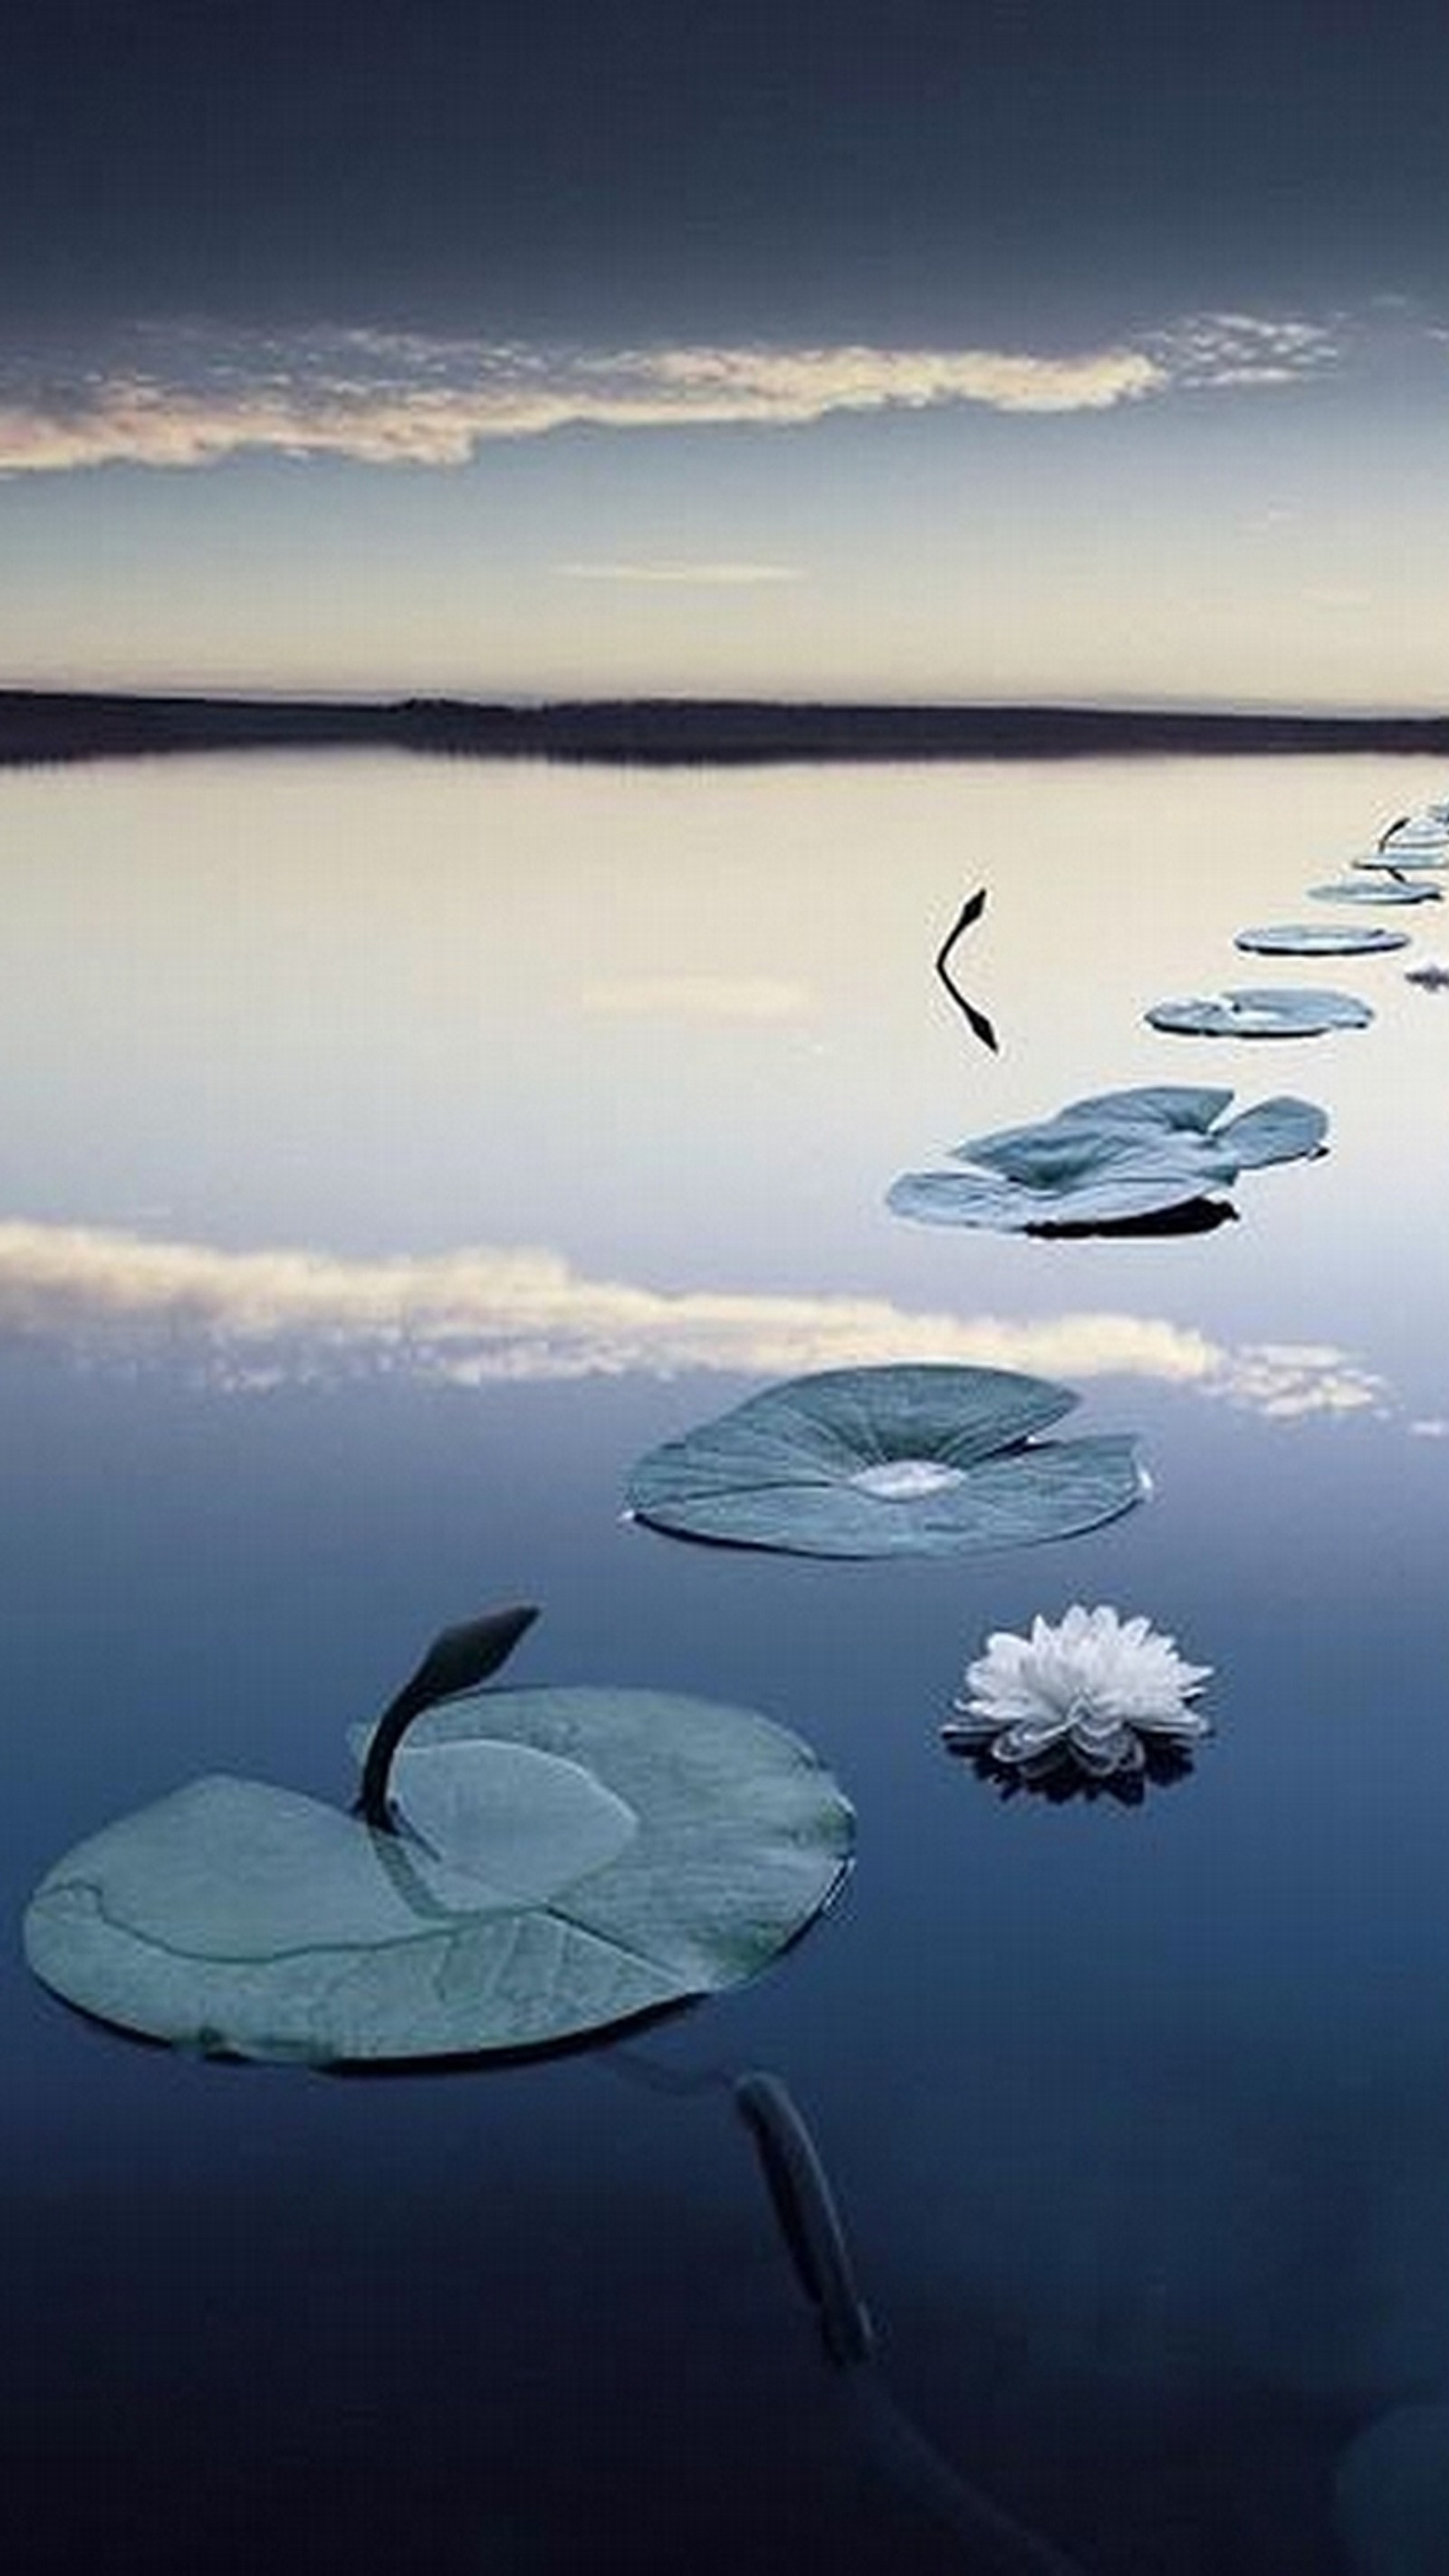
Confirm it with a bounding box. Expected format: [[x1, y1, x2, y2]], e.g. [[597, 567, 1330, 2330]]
[[888, 1083, 1326, 1231], [625, 1363, 1145, 1557], [1379, 819, 1449, 852], [1309, 879, 1442, 908], [1145, 987, 1373, 1038], [1352, 849, 1447, 875], [1233, 923, 1408, 957], [24, 1620, 853, 2063]]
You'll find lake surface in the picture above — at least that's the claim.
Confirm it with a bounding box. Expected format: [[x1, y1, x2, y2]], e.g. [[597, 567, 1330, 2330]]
[[5, 749, 1449, 2574]]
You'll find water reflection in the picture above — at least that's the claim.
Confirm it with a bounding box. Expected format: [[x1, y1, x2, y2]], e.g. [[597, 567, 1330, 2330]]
[[1030, 1197, 1239, 1240], [0, 1216, 1389, 1419], [9, 751, 1449, 2572], [945, 1737, 1201, 1806]]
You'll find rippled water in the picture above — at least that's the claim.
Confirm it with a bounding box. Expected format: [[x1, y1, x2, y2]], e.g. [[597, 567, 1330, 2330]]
[[5, 749, 1449, 2573]]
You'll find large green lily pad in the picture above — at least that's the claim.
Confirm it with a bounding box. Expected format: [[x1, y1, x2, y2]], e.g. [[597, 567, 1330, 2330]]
[[25, 1658, 853, 2062], [625, 1363, 1145, 1557], [888, 1083, 1326, 1232]]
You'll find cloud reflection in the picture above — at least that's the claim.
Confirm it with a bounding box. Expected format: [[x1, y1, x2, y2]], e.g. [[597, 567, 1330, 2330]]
[[578, 976, 812, 1020], [555, 561, 803, 586], [0, 1217, 1388, 1421]]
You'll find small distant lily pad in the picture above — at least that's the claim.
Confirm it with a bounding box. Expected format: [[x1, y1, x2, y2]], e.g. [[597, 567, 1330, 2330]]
[[1233, 923, 1408, 956], [888, 1082, 1326, 1232], [1309, 879, 1442, 908], [24, 1618, 853, 2063], [1379, 820, 1449, 851], [1146, 987, 1373, 1038], [625, 1363, 1145, 1558]]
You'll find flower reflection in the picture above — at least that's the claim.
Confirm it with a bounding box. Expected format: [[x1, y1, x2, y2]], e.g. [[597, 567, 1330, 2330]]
[[946, 1736, 1200, 1806]]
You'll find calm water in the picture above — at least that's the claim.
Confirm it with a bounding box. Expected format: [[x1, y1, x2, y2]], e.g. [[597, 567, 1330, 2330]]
[[5, 751, 1449, 2574]]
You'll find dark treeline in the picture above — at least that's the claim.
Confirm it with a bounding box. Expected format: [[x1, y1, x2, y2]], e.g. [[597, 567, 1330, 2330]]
[[5, 688, 1449, 768]]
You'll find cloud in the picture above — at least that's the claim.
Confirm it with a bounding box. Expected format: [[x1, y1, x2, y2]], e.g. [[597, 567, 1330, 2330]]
[[1147, 312, 1341, 389], [638, 341, 1166, 418], [555, 561, 802, 585], [0, 1216, 1388, 1420], [0, 311, 1333, 475]]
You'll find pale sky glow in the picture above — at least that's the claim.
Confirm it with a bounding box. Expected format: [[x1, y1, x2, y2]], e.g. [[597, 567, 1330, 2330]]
[[4, 302, 1445, 706], [3, 0, 1449, 710]]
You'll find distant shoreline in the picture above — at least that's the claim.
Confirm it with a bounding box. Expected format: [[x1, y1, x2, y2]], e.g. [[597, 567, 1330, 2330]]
[[5, 688, 1449, 769]]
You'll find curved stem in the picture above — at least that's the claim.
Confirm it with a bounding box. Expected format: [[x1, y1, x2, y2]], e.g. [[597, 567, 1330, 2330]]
[[736, 2071, 875, 2366], [934, 888, 999, 1053], [359, 1603, 540, 1830]]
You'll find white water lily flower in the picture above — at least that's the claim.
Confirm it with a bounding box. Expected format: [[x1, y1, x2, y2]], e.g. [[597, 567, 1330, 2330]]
[[944, 1603, 1212, 1776]]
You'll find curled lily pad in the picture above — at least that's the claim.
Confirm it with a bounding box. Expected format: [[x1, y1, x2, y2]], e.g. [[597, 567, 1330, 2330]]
[[24, 1616, 853, 2063], [888, 1083, 1326, 1232], [1146, 987, 1373, 1038], [1233, 923, 1408, 957], [1309, 879, 1442, 908], [625, 1363, 1145, 1557]]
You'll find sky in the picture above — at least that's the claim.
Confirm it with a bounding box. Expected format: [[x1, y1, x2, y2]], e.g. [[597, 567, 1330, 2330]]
[[4, 0, 1449, 706]]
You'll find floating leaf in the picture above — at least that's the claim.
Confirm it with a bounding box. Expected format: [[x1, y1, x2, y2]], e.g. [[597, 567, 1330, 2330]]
[[1309, 879, 1442, 908], [1352, 849, 1447, 875], [888, 1146, 1232, 1232], [1208, 1095, 1329, 1168], [1047, 1084, 1233, 1134], [25, 1655, 852, 2062], [1145, 987, 1373, 1038], [625, 1363, 1145, 1558], [1379, 819, 1449, 854], [888, 1083, 1326, 1231], [1233, 923, 1408, 957]]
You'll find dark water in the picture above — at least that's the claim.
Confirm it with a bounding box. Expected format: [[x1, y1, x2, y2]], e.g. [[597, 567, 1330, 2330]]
[[5, 752, 1449, 2573]]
